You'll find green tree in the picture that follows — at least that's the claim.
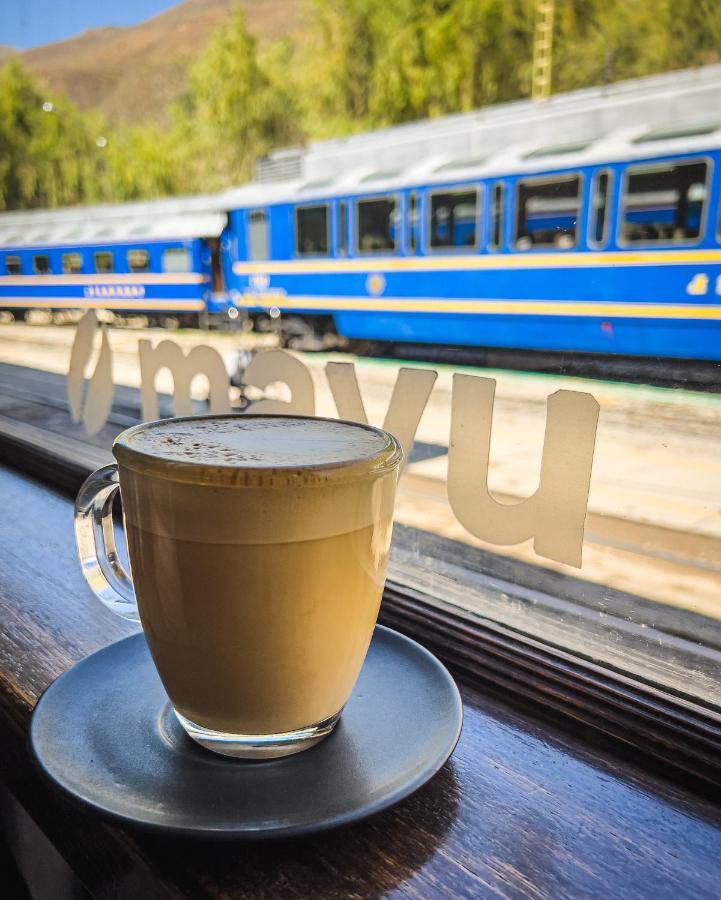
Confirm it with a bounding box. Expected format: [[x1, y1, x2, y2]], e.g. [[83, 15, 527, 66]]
[[302, 0, 535, 130], [300, 0, 721, 132], [178, 5, 302, 187], [105, 124, 184, 200], [0, 59, 110, 210]]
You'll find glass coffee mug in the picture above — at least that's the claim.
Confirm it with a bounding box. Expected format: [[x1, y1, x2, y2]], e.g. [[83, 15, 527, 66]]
[[75, 414, 402, 758]]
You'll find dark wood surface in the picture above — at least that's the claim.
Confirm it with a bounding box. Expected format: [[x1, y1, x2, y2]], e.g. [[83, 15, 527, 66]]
[[2, 465, 721, 898]]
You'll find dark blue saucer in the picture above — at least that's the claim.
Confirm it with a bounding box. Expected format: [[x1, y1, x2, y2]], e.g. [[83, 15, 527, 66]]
[[29, 625, 462, 840]]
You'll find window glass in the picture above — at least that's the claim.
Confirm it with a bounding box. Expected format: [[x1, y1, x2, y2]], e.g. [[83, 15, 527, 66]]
[[127, 249, 150, 272], [248, 210, 268, 260], [33, 254, 51, 274], [621, 160, 707, 244], [429, 188, 479, 249], [295, 205, 329, 255], [94, 251, 114, 273], [516, 175, 581, 249], [162, 248, 191, 273], [408, 192, 418, 252], [5, 255, 21, 275], [338, 201, 347, 255], [62, 252, 83, 274], [357, 197, 397, 252], [589, 171, 611, 246], [489, 182, 504, 250], [2, 5, 721, 723]]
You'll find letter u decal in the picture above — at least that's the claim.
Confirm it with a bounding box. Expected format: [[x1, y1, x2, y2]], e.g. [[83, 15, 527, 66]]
[[448, 374, 599, 567]]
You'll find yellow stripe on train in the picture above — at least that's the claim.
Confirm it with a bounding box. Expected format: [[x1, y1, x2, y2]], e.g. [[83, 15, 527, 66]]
[[232, 248, 721, 277], [0, 273, 208, 286], [237, 293, 721, 320]]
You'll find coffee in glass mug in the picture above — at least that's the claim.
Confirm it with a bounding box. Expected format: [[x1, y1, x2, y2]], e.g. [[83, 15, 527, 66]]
[[75, 415, 402, 758]]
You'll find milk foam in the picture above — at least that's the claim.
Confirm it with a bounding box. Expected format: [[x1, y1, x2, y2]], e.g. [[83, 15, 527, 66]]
[[126, 416, 390, 469]]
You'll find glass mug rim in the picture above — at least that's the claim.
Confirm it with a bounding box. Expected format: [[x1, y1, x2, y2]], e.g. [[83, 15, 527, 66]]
[[113, 413, 403, 487]]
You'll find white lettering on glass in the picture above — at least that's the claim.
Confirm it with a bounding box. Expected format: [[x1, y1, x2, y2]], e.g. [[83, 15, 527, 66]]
[[66, 310, 114, 436], [66, 320, 601, 566], [138, 339, 231, 421], [326, 361, 437, 469], [243, 349, 315, 415], [447, 373, 599, 567]]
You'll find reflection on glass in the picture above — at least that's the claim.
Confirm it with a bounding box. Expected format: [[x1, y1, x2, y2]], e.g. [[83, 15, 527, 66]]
[[590, 171, 610, 247], [357, 198, 397, 252], [296, 205, 329, 255], [429, 189, 478, 250], [516, 175, 581, 248], [622, 160, 707, 244]]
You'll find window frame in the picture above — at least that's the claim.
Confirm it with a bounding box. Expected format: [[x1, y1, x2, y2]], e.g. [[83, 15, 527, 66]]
[[338, 200, 348, 257], [514, 171, 584, 251], [587, 169, 614, 250], [426, 185, 482, 254], [408, 191, 419, 254], [93, 251, 114, 274], [294, 203, 331, 258], [617, 155, 712, 249], [126, 249, 150, 274], [161, 247, 192, 274], [61, 252, 84, 275], [355, 193, 400, 256], [32, 254, 51, 275], [488, 181, 505, 252], [4, 255, 22, 275], [247, 209, 269, 262]]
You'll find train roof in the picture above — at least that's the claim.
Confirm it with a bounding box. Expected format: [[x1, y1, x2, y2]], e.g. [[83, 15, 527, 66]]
[[223, 63, 721, 205], [0, 194, 227, 249], [222, 121, 721, 207]]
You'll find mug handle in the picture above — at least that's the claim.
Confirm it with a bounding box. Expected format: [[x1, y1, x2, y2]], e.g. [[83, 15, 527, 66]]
[[74, 463, 140, 623]]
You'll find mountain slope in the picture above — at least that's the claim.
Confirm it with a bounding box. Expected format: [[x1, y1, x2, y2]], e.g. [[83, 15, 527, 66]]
[[17, 0, 301, 124]]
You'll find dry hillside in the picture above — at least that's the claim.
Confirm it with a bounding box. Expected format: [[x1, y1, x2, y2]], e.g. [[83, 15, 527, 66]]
[[14, 0, 301, 124]]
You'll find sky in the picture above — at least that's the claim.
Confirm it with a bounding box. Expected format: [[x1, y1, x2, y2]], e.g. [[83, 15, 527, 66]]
[[1, 0, 181, 50]]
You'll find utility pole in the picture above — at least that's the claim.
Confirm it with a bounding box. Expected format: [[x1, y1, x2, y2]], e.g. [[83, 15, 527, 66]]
[[532, 0, 555, 100]]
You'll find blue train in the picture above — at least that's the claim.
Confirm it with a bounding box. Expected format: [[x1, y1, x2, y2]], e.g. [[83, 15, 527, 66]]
[[0, 197, 229, 326], [2, 65, 721, 365]]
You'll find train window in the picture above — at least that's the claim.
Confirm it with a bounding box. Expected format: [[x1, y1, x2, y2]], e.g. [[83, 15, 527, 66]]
[[62, 252, 83, 274], [94, 251, 114, 273], [515, 175, 581, 249], [338, 201, 347, 256], [621, 159, 708, 244], [5, 256, 21, 275], [33, 254, 51, 275], [162, 248, 191, 273], [248, 210, 268, 261], [489, 182, 505, 250], [127, 249, 150, 273], [408, 192, 418, 252], [429, 188, 479, 250], [589, 171, 611, 247], [295, 205, 329, 256], [357, 197, 397, 253]]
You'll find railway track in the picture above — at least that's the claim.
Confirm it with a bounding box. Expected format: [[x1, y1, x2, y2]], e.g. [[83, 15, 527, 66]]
[[351, 340, 721, 393]]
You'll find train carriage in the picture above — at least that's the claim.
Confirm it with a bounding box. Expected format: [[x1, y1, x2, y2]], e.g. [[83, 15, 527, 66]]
[[224, 65, 721, 363], [0, 196, 229, 325]]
